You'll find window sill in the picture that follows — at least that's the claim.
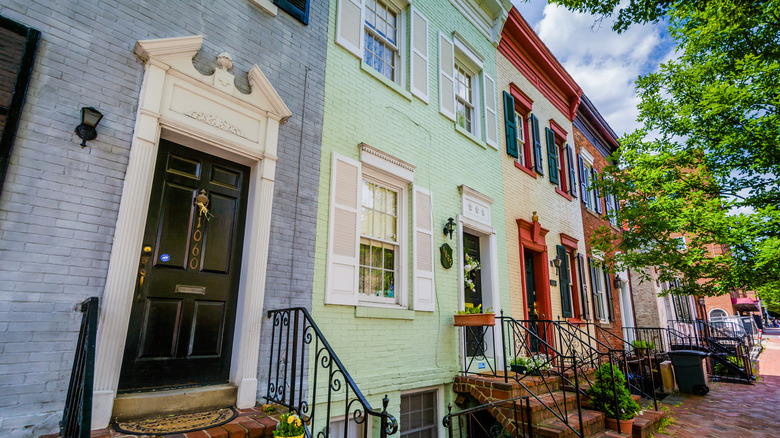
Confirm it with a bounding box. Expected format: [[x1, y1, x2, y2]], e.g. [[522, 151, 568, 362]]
[[355, 306, 415, 320], [555, 187, 572, 201], [455, 124, 486, 149], [586, 208, 601, 219], [567, 317, 586, 324], [360, 61, 412, 102], [514, 161, 537, 178], [249, 0, 277, 16], [597, 322, 612, 328]]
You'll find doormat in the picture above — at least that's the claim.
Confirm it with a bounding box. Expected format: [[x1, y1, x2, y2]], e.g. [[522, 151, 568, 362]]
[[113, 407, 238, 435]]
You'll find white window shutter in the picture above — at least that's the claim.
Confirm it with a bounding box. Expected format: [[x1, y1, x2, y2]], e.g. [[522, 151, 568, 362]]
[[438, 32, 456, 121], [483, 73, 498, 148], [413, 186, 435, 311], [410, 7, 429, 103], [336, 0, 364, 59], [325, 152, 362, 305]]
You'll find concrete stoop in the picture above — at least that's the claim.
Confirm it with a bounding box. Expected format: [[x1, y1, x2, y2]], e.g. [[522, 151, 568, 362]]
[[453, 374, 670, 438]]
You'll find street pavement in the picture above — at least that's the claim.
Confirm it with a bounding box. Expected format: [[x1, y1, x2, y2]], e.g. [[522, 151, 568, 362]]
[[652, 335, 780, 437]]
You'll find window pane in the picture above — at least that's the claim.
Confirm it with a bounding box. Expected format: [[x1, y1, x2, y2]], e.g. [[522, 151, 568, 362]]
[[384, 271, 394, 297], [387, 215, 397, 241], [360, 242, 369, 266], [371, 244, 383, 268], [387, 190, 397, 215], [373, 213, 384, 239], [359, 267, 368, 294], [384, 246, 394, 270], [361, 207, 372, 236], [371, 269, 383, 296]]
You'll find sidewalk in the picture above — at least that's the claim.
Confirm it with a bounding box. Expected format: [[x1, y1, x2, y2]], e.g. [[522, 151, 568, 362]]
[[653, 336, 780, 437]]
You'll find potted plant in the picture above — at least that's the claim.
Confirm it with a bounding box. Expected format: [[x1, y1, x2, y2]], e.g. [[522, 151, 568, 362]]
[[510, 355, 551, 375], [631, 340, 655, 357], [453, 304, 495, 326], [274, 412, 305, 438], [588, 363, 641, 433], [464, 253, 481, 293]]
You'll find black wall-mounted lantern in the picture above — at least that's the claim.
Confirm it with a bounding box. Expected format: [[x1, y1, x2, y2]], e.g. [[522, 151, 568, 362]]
[[74, 107, 103, 148], [614, 275, 623, 289], [443, 217, 456, 240]]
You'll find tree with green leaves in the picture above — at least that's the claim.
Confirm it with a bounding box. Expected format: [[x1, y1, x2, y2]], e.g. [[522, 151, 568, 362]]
[[546, 0, 780, 300]]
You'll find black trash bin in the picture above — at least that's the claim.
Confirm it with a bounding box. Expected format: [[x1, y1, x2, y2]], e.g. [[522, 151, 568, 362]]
[[667, 350, 710, 395]]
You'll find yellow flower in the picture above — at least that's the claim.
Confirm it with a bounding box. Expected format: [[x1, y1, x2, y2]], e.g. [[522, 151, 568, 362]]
[[295, 419, 302, 427], [287, 415, 295, 424]]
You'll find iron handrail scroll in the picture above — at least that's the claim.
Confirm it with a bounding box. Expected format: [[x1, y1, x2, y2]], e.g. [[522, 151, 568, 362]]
[[265, 308, 398, 438], [61, 297, 98, 438]]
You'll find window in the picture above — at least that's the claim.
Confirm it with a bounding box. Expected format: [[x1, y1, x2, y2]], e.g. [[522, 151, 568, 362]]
[[439, 34, 498, 147], [709, 308, 728, 321], [0, 17, 39, 197], [514, 110, 525, 164], [364, 0, 400, 82], [589, 259, 609, 322], [454, 63, 475, 133], [557, 245, 573, 318], [359, 179, 399, 303], [331, 416, 366, 438], [583, 163, 594, 209], [274, 0, 310, 24], [401, 390, 438, 438], [326, 150, 436, 311]]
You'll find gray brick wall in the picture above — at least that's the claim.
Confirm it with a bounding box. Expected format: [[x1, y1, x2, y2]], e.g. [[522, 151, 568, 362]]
[[0, 1, 327, 436]]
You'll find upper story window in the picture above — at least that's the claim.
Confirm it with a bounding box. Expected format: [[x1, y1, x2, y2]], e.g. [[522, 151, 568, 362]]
[[454, 63, 476, 133], [364, 0, 400, 82], [0, 17, 40, 197], [439, 34, 498, 147], [274, 0, 310, 25], [515, 110, 525, 164]]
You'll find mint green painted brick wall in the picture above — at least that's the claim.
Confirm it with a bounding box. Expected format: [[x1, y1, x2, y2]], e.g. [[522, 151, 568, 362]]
[[311, 0, 511, 423]]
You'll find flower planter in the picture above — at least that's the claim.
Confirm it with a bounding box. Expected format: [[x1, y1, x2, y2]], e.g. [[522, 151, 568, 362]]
[[605, 418, 634, 434], [634, 348, 648, 357], [510, 365, 541, 375], [453, 313, 495, 327]]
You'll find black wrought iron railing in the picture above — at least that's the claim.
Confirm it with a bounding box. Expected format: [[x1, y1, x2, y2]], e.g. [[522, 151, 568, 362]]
[[61, 297, 98, 438], [443, 396, 532, 438], [498, 315, 585, 437], [265, 308, 398, 438]]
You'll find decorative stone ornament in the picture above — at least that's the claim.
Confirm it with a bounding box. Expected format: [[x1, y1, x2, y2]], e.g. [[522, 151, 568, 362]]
[[440, 243, 453, 269], [217, 52, 233, 70]]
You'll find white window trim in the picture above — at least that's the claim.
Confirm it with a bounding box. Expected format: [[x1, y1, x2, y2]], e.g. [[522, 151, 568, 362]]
[[360, 165, 409, 309], [363, 0, 406, 86], [400, 386, 444, 438], [709, 308, 729, 321], [249, 0, 278, 16], [452, 35, 483, 139], [330, 414, 371, 438], [592, 260, 609, 323]]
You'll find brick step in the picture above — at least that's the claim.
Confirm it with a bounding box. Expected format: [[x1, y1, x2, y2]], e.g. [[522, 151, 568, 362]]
[[532, 409, 606, 438], [631, 410, 668, 438], [525, 391, 584, 423], [580, 394, 641, 410]]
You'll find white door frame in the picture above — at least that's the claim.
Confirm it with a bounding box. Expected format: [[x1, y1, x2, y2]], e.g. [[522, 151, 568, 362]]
[[90, 36, 291, 429]]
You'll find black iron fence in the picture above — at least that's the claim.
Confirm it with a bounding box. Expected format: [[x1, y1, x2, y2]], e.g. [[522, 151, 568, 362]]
[[61, 297, 99, 438], [443, 396, 532, 438], [265, 308, 398, 438]]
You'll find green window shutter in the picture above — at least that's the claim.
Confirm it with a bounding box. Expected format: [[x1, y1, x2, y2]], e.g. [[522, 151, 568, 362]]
[[531, 114, 543, 175], [546, 128, 559, 184], [503, 91, 518, 158], [557, 245, 572, 318], [578, 154, 588, 205], [603, 266, 615, 322], [274, 0, 310, 24], [566, 145, 577, 197]]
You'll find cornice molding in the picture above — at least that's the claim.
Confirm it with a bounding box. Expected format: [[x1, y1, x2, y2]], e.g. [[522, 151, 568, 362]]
[[499, 8, 582, 121]]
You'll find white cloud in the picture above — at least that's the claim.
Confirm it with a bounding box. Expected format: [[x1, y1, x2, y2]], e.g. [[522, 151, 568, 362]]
[[529, 3, 674, 136]]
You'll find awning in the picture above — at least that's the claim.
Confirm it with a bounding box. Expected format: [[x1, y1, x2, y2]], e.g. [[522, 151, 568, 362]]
[[732, 297, 761, 312]]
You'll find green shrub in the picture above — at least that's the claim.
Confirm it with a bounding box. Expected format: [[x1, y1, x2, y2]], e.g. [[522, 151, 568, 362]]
[[588, 363, 641, 421]]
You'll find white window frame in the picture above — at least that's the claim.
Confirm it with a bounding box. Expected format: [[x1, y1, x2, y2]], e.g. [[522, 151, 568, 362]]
[[359, 165, 408, 308], [363, 0, 405, 84], [709, 308, 729, 321], [584, 162, 596, 211], [556, 142, 565, 191], [400, 386, 443, 438], [453, 36, 483, 138], [515, 110, 525, 165]]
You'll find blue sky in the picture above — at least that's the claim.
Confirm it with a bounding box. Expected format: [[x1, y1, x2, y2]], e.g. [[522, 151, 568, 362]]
[[509, 0, 676, 137]]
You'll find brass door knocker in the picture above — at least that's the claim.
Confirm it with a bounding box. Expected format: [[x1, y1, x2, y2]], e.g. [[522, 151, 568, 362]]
[[195, 189, 214, 220]]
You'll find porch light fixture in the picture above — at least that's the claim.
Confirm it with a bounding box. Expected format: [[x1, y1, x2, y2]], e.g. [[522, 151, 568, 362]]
[[551, 256, 562, 274], [443, 217, 456, 240], [698, 297, 706, 307], [614, 276, 623, 289], [74, 106, 103, 148]]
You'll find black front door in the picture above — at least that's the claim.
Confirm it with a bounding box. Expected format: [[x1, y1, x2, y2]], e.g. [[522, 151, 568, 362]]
[[464, 233, 483, 357], [119, 140, 250, 391], [524, 253, 539, 352]]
